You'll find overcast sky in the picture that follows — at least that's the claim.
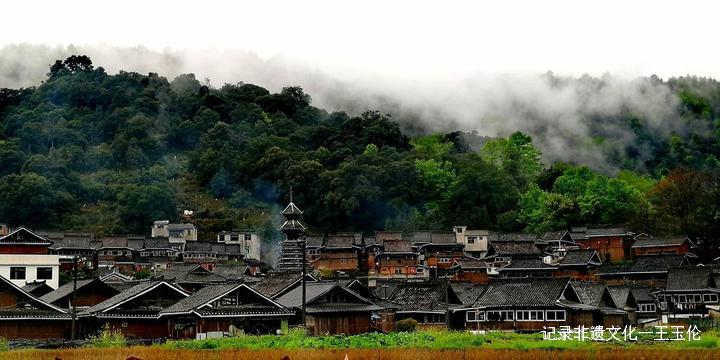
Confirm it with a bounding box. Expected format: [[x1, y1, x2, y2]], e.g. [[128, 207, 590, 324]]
[[2, 0, 719, 81]]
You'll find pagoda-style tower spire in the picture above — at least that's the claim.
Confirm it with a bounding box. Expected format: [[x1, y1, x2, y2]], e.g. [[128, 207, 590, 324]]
[[276, 188, 307, 273]]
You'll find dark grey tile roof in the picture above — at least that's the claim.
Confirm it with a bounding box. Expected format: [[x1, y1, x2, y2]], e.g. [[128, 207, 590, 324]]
[[41, 278, 117, 305], [184, 241, 213, 252], [632, 236, 692, 248], [665, 267, 716, 291], [305, 235, 325, 248], [100, 237, 129, 248], [410, 232, 432, 244], [472, 278, 570, 307], [607, 286, 634, 308], [571, 281, 608, 307], [22, 281, 54, 296], [452, 257, 487, 269], [560, 249, 601, 266], [251, 273, 305, 298], [213, 264, 250, 281], [503, 257, 555, 270], [450, 282, 487, 305], [161, 283, 292, 316], [305, 303, 383, 314], [596, 255, 689, 275], [82, 281, 186, 315], [160, 283, 240, 314], [430, 232, 458, 244], [276, 282, 372, 309], [490, 241, 541, 256], [489, 232, 538, 242], [586, 227, 630, 237], [375, 231, 404, 242], [158, 264, 226, 284], [326, 234, 357, 248], [143, 238, 172, 249], [630, 286, 654, 302], [540, 230, 571, 242], [388, 282, 460, 312], [383, 239, 413, 253], [127, 237, 145, 250]]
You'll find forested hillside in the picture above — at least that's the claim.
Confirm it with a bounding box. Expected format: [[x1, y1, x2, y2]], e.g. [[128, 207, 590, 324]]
[[0, 56, 718, 256]]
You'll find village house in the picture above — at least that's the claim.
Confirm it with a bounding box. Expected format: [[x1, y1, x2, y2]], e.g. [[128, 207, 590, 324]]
[[571, 227, 635, 262], [0, 275, 70, 339], [414, 232, 465, 276], [314, 233, 362, 274], [275, 281, 382, 335], [628, 286, 659, 323], [375, 239, 423, 279], [136, 237, 180, 271], [43, 232, 99, 271], [96, 236, 143, 274], [0, 227, 61, 289], [304, 235, 324, 263], [452, 227, 489, 258], [251, 272, 318, 299], [450, 257, 489, 283], [40, 277, 119, 309], [386, 281, 462, 329], [571, 281, 628, 327], [553, 249, 602, 280], [80, 280, 190, 339], [151, 221, 197, 252], [656, 267, 720, 321], [160, 283, 293, 339], [157, 263, 228, 293], [593, 254, 696, 287], [498, 257, 557, 278], [607, 285, 639, 325], [631, 235, 694, 256], [458, 277, 600, 332], [216, 230, 262, 261]]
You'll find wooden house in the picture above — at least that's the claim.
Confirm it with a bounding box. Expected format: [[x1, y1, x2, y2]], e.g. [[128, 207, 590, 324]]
[[40, 277, 119, 309], [0, 275, 70, 339], [414, 232, 465, 274], [594, 254, 696, 287], [458, 277, 602, 332], [315, 234, 361, 273], [450, 257, 489, 283], [571, 281, 628, 327], [375, 239, 421, 279], [80, 280, 189, 339], [631, 235, 694, 256], [571, 227, 634, 262], [387, 281, 463, 329], [160, 283, 293, 339], [554, 249, 602, 280], [607, 285, 639, 324], [656, 267, 720, 320], [276, 281, 382, 335]]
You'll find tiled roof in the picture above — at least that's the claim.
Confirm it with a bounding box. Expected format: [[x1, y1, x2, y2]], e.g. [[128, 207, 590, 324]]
[[383, 239, 413, 253], [251, 272, 310, 298], [607, 286, 635, 308], [665, 267, 716, 291], [305, 235, 325, 248], [430, 232, 458, 244], [161, 283, 290, 316], [184, 241, 213, 252], [632, 236, 692, 248], [586, 227, 630, 237], [388, 282, 460, 312], [472, 278, 570, 307], [276, 281, 373, 309], [450, 282, 487, 305], [571, 281, 608, 307], [326, 234, 357, 248], [489, 241, 541, 256], [82, 281, 187, 316], [41, 278, 118, 305], [22, 281, 54, 296], [630, 286, 654, 302], [560, 249, 601, 266], [596, 255, 689, 275], [0, 276, 68, 318], [452, 257, 487, 269], [489, 232, 538, 242], [143, 238, 172, 249], [503, 257, 555, 270]]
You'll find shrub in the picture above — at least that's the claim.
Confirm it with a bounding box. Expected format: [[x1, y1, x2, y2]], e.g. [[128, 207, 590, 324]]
[[395, 319, 419, 332], [0, 337, 8, 352], [85, 324, 127, 348]]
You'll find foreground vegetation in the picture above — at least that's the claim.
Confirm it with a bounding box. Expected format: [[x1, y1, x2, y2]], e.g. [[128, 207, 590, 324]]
[[5, 330, 720, 360]]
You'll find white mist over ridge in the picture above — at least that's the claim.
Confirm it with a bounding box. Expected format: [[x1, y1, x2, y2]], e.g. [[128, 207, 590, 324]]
[[0, 43, 687, 173]]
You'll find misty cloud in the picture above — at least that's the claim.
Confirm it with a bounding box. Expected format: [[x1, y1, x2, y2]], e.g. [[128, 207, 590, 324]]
[[0, 43, 684, 173]]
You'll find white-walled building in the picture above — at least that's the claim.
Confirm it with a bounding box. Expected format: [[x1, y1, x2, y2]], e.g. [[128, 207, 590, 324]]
[[453, 226, 489, 258], [0, 227, 61, 289], [217, 230, 261, 261], [152, 220, 198, 251]]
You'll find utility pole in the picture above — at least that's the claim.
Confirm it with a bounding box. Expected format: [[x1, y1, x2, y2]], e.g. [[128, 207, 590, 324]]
[[70, 256, 79, 341], [301, 235, 307, 329]]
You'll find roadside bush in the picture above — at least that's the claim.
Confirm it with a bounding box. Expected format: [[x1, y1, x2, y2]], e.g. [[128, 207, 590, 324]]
[[85, 324, 127, 348], [0, 337, 8, 352], [395, 319, 419, 332]]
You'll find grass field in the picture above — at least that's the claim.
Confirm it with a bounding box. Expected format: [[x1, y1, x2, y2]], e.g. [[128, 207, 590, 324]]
[[4, 330, 720, 360]]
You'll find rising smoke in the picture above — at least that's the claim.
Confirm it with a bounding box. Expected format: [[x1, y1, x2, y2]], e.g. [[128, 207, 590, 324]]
[[0, 43, 685, 173]]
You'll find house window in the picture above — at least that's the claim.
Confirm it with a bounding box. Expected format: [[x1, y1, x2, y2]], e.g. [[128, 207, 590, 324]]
[[694, 294, 702, 303], [230, 235, 239, 242], [486, 310, 514, 321], [245, 234, 252, 241], [639, 303, 656, 313], [466, 311, 477, 322], [467, 236, 477, 244], [10, 267, 26, 280], [340, 259, 347, 264], [703, 294, 718, 303], [517, 310, 544, 321], [37, 267, 53, 280], [394, 268, 403, 275], [546, 310, 566, 321]]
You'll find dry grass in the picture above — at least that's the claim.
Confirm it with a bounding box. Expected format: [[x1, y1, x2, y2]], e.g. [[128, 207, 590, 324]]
[[5, 347, 720, 360]]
